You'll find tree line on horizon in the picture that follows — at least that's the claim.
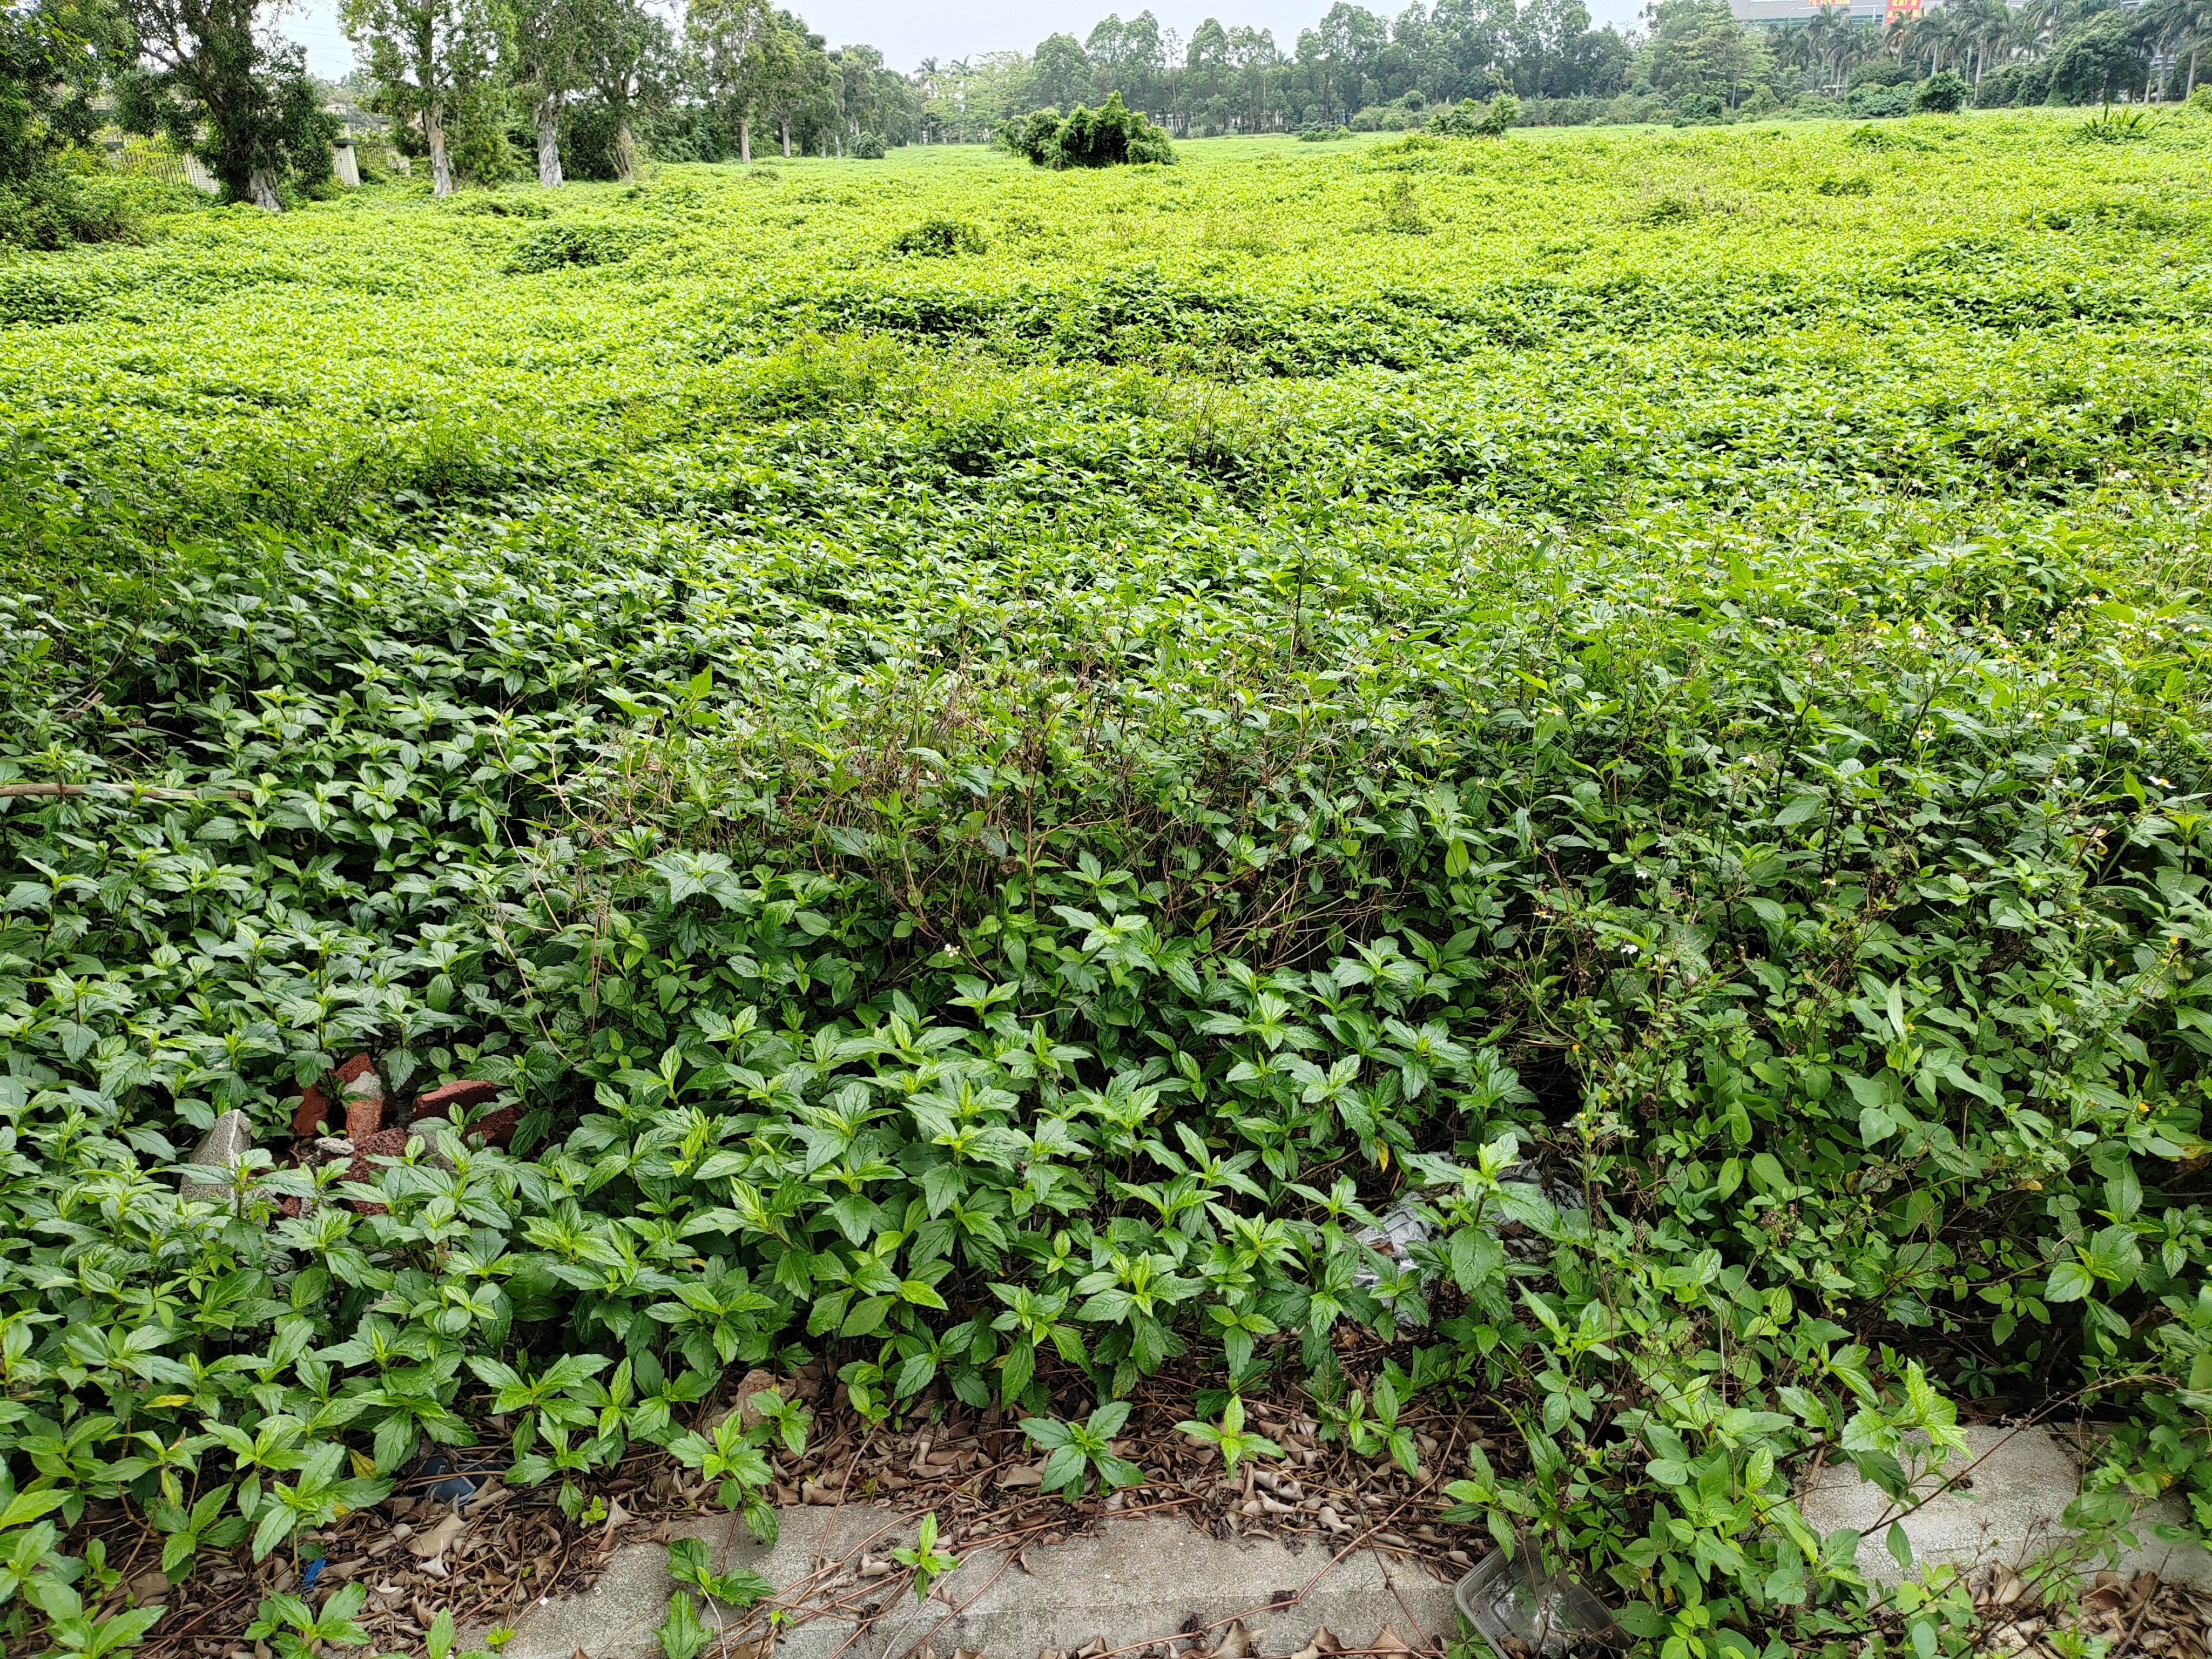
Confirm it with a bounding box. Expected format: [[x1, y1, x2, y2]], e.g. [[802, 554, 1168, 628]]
[[1, 0, 2204, 227], [936, 0, 2204, 140]]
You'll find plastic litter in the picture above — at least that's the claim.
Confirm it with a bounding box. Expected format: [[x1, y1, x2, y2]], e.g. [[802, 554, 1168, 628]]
[[301, 1556, 326, 1589], [413, 1449, 505, 1506], [1454, 1549, 1627, 1658], [1350, 1158, 1587, 1318]]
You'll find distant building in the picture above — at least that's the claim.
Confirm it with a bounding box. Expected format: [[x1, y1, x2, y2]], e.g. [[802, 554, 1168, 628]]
[[1729, 0, 1910, 24]]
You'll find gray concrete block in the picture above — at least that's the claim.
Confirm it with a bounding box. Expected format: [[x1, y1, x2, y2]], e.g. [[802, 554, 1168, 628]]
[[1795, 1426, 2212, 1589], [504, 1506, 1462, 1659], [182, 1109, 254, 1204]]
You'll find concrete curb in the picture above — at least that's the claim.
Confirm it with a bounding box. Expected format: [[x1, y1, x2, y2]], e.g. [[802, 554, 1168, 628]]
[[1795, 1426, 2212, 1589], [501, 1427, 2209, 1659], [504, 1507, 1460, 1659]]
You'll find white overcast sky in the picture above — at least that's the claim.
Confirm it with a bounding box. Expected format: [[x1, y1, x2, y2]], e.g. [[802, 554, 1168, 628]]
[[280, 0, 1645, 82]]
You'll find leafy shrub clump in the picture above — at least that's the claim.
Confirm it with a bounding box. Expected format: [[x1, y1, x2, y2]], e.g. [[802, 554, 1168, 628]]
[[0, 261, 111, 325], [0, 169, 143, 250], [850, 131, 887, 159], [2078, 104, 2155, 144], [887, 217, 987, 257], [1366, 176, 1429, 234], [451, 192, 554, 218], [998, 92, 1175, 168], [1846, 120, 1935, 151], [1912, 70, 1971, 113], [1847, 83, 1916, 119], [1429, 96, 1516, 137], [504, 222, 657, 272]]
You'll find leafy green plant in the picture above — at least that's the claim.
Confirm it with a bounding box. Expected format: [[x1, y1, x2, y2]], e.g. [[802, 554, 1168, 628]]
[[1019, 1402, 1146, 1499], [665, 1410, 789, 1543], [1330, 1373, 1417, 1476], [666, 1536, 773, 1608], [242, 1583, 372, 1659], [654, 1587, 712, 1659], [889, 1513, 959, 1602], [424, 1608, 515, 1659], [1175, 1395, 1282, 1479], [2076, 103, 2154, 142]]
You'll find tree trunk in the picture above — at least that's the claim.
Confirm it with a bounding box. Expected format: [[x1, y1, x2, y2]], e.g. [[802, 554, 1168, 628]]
[[424, 102, 453, 195], [248, 165, 280, 211], [781, 119, 791, 157], [614, 118, 637, 180], [740, 117, 751, 164], [2189, 42, 2200, 97], [534, 96, 564, 187]]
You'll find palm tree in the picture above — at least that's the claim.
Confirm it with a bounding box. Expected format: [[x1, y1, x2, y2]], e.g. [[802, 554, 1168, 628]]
[[1805, 1, 1846, 92], [2153, 0, 2212, 96], [1963, 0, 2019, 92]]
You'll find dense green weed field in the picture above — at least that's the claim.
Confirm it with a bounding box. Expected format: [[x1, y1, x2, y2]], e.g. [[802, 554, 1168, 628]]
[[4, 108, 2212, 1652]]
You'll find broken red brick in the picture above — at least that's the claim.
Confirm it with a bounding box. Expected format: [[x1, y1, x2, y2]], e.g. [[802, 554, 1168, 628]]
[[344, 1069, 385, 1141], [410, 1078, 502, 1123], [290, 1053, 375, 1139], [473, 1104, 520, 1148]]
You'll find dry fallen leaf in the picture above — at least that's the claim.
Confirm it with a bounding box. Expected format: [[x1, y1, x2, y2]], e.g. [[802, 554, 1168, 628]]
[[1314, 1629, 1344, 1655], [407, 1513, 466, 1562], [733, 1366, 781, 1429], [1370, 1624, 1414, 1656], [1076, 1637, 1108, 1658], [1214, 1621, 1251, 1659], [1000, 1465, 1046, 1489], [599, 1497, 632, 1545], [467, 1480, 510, 1514]]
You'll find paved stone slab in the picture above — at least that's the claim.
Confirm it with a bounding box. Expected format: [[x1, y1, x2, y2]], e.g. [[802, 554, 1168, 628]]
[[1795, 1426, 2212, 1589], [505, 1506, 1461, 1659]]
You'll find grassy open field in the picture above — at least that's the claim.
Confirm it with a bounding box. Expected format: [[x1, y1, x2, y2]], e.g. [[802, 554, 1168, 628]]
[[4, 108, 2212, 1653]]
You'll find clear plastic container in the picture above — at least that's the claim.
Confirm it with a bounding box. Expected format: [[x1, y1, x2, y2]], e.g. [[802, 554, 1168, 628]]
[[1453, 1549, 1627, 1658]]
